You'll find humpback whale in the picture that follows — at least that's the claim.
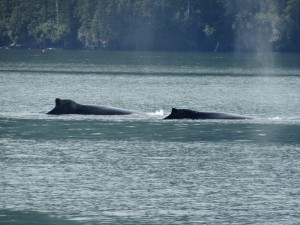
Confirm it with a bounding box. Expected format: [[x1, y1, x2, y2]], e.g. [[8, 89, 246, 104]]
[[47, 98, 134, 115], [164, 108, 254, 120]]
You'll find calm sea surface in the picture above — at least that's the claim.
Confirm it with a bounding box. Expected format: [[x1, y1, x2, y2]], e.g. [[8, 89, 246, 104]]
[[0, 50, 300, 224]]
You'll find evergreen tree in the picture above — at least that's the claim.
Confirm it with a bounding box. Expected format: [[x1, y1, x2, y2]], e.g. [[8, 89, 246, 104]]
[[0, 0, 299, 52]]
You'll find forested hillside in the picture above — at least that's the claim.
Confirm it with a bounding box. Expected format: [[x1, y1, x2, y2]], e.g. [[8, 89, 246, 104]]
[[0, 0, 299, 51]]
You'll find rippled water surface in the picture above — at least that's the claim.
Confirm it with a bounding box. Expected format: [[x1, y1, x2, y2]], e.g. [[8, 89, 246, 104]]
[[0, 50, 300, 224]]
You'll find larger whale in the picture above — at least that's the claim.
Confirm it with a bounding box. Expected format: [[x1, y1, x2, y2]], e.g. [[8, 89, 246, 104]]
[[164, 108, 254, 120], [47, 98, 134, 115]]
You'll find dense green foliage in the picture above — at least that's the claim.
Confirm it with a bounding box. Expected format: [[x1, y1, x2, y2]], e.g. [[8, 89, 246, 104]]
[[0, 0, 299, 51]]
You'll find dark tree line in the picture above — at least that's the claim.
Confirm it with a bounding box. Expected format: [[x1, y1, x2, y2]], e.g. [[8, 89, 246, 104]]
[[0, 0, 300, 52]]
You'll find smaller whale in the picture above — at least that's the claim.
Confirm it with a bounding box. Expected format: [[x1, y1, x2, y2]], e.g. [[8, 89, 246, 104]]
[[164, 108, 254, 120], [47, 98, 134, 115]]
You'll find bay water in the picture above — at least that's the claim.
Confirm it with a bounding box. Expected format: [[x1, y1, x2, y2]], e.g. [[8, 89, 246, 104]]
[[0, 50, 300, 224]]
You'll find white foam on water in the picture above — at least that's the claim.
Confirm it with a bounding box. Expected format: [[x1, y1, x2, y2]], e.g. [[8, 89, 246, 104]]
[[147, 109, 164, 116]]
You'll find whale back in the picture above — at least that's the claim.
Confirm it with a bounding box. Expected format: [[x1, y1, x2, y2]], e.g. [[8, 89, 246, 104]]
[[75, 104, 133, 115], [164, 108, 253, 120], [47, 98, 134, 115]]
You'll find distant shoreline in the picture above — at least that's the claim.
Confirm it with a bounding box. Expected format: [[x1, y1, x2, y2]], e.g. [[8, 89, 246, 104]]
[[1, 46, 300, 54]]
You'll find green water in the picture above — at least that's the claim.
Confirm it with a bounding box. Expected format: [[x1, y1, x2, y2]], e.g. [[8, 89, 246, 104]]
[[0, 50, 300, 224]]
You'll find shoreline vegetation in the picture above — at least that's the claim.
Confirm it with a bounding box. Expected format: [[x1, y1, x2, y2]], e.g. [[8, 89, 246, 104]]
[[0, 0, 300, 52]]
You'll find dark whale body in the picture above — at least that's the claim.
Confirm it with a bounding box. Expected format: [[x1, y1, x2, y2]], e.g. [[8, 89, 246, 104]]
[[47, 98, 134, 115], [164, 108, 254, 120]]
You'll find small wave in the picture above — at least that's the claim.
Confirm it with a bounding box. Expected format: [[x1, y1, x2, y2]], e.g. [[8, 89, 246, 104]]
[[268, 117, 283, 120], [268, 116, 300, 121]]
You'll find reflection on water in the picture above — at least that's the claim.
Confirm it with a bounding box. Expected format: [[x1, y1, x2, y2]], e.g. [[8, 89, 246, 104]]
[[1, 118, 300, 144], [0, 210, 83, 225]]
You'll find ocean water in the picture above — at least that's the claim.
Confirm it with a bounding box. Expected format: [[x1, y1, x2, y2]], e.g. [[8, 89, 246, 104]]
[[0, 50, 299, 224]]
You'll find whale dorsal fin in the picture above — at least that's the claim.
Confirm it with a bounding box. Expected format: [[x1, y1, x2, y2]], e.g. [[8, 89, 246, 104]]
[[171, 108, 179, 113], [55, 98, 62, 106]]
